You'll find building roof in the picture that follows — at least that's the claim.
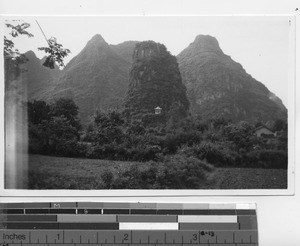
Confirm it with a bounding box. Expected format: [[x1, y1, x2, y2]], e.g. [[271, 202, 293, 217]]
[[254, 125, 274, 133]]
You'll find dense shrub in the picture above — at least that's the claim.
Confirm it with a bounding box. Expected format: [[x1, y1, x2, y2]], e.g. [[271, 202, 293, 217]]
[[210, 117, 231, 129], [100, 169, 115, 189], [178, 142, 287, 169], [50, 98, 81, 132], [28, 99, 82, 157], [28, 123, 49, 154], [86, 111, 125, 145], [162, 131, 202, 154], [98, 155, 213, 189], [27, 100, 51, 125], [27, 99, 288, 170], [243, 150, 287, 169], [126, 145, 161, 161], [123, 130, 162, 161], [55, 140, 87, 158], [276, 131, 288, 151], [28, 117, 84, 157], [178, 142, 239, 167], [88, 143, 127, 160], [141, 113, 167, 126], [87, 142, 161, 162], [126, 120, 147, 135], [156, 155, 213, 189], [223, 121, 256, 150], [111, 164, 160, 189], [273, 119, 287, 132]]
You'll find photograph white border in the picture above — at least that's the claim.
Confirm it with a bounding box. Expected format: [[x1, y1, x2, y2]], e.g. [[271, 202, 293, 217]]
[[1, 1, 300, 245], [0, 12, 296, 196]]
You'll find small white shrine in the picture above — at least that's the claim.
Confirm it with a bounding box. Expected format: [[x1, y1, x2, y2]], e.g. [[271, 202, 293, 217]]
[[154, 106, 162, 114]]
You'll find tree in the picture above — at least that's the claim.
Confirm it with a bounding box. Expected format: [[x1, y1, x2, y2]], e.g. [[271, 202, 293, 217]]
[[86, 111, 125, 145], [4, 21, 34, 80], [166, 102, 190, 128], [211, 116, 231, 129], [38, 37, 70, 69], [273, 118, 287, 132], [224, 121, 257, 150], [50, 98, 81, 133], [27, 100, 51, 125], [4, 20, 70, 70], [41, 115, 80, 154], [27, 99, 83, 156], [4, 22, 32, 62]]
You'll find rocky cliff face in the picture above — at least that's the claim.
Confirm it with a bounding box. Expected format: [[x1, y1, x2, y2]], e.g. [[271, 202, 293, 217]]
[[177, 35, 287, 122], [124, 41, 189, 118], [45, 34, 132, 122]]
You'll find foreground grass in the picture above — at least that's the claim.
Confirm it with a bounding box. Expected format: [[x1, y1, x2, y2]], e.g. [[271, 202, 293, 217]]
[[27, 154, 151, 189], [206, 167, 287, 189], [25, 154, 287, 189]]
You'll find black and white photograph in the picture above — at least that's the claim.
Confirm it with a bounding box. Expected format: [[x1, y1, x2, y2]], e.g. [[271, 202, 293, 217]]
[[3, 16, 293, 191]]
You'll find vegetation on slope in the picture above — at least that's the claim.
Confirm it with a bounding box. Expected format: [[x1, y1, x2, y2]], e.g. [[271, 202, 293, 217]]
[[177, 35, 287, 122], [124, 41, 189, 120], [28, 99, 288, 171]]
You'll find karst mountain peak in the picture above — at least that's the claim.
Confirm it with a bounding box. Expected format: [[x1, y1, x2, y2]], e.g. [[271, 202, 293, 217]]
[[40, 34, 134, 122], [87, 34, 108, 46], [132, 41, 169, 60], [189, 34, 224, 55], [177, 34, 287, 122], [124, 40, 189, 119], [8, 33, 287, 124], [24, 50, 38, 59]]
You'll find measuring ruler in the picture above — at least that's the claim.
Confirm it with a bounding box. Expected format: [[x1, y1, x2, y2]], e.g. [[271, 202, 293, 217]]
[[0, 202, 258, 245]]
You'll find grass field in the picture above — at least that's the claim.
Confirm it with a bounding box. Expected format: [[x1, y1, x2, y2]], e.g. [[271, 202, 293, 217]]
[[24, 154, 287, 189]]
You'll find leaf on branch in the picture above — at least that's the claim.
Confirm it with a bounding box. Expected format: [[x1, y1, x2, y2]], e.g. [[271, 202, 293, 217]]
[[4, 21, 33, 65], [6, 22, 34, 38], [4, 36, 24, 61], [38, 37, 71, 69]]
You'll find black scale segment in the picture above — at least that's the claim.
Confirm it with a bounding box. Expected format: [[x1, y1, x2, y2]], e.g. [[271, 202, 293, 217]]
[[49, 209, 76, 214], [183, 210, 209, 215], [77, 209, 102, 214], [130, 209, 157, 215], [2, 222, 59, 229], [58, 223, 119, 230], [25, 209, 50, 214], [236, 209, 257, 215], [157, 209, 183, 215], [103, 209, 130, 214], [0, 209, 24, 214], [1, 215, 57, 221], [208, 210, 237, 215], [25, 209, 76, 214]]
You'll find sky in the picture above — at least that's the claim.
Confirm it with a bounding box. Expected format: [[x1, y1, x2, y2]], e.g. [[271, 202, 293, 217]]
[[3, 16, 293, 106]]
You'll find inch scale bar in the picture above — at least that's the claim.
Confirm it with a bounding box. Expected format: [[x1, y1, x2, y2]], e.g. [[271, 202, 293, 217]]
[[0, 203, 258, 245], [0, 229, 258, 244]]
